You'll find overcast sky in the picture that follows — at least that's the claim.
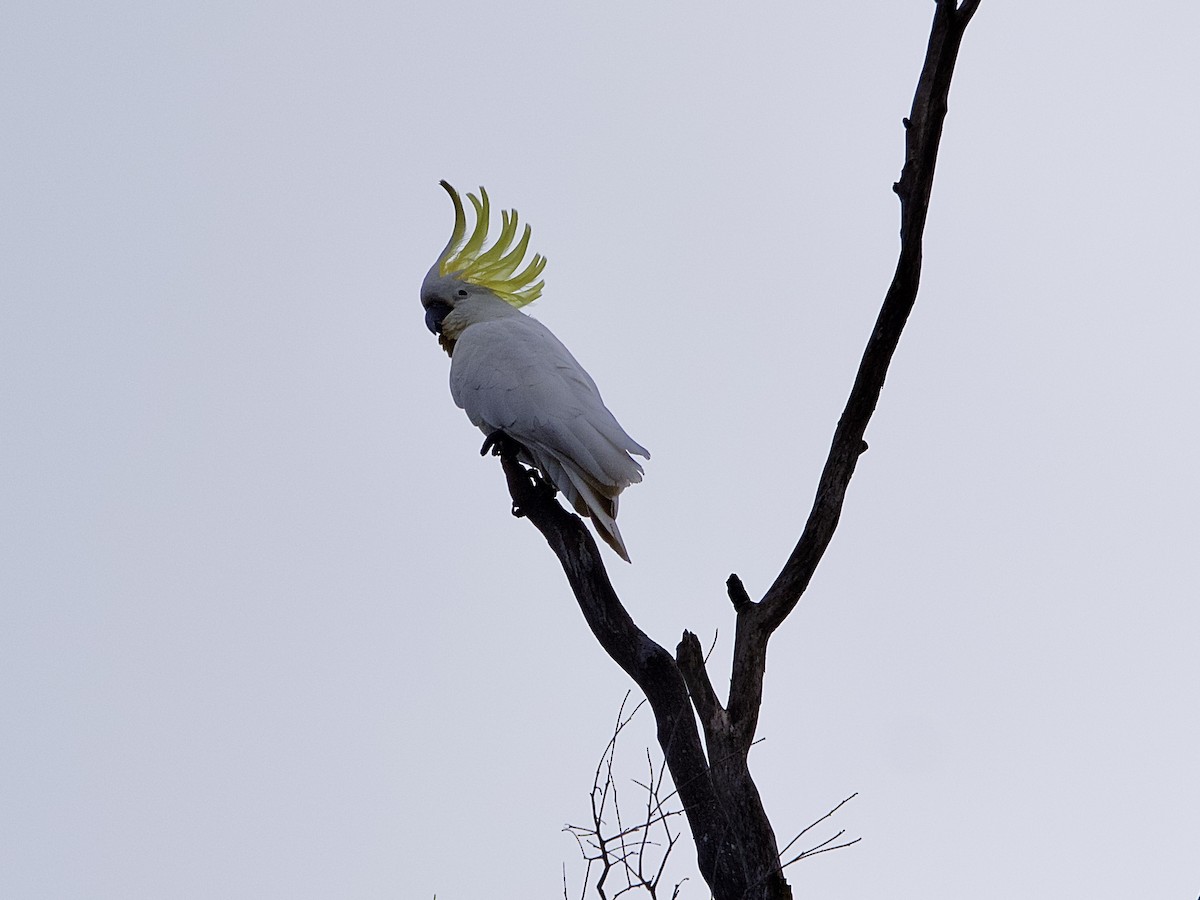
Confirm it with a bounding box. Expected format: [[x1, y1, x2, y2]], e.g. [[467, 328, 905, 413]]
[[3, 2, 1198, 898]]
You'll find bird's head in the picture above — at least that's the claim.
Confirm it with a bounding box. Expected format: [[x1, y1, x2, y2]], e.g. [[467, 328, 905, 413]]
[[421, 181, 546, 354]]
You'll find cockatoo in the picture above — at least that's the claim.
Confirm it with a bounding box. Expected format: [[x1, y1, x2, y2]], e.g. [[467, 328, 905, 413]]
[[420, 181, 649, 562]]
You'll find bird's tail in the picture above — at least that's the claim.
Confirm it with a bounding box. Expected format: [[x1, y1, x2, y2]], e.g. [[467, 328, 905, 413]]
[[528, 450, 634, 562], [585, 493, 630, 563]]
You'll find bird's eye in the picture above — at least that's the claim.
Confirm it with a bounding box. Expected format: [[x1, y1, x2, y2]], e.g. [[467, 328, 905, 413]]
[[457, 289, 468, 297]]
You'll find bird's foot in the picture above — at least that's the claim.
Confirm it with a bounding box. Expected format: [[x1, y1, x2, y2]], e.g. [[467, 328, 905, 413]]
[[527, 466, 552, 493], [480, 430, 518, 458], [511, 468, 557, 518], [480, 431, 557, 517]]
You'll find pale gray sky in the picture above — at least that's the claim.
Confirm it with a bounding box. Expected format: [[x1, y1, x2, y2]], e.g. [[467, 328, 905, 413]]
[[2, 2, 1198, 898]]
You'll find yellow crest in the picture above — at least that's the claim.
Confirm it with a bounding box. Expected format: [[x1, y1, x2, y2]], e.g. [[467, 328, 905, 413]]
[[436, 181, 547, 308]]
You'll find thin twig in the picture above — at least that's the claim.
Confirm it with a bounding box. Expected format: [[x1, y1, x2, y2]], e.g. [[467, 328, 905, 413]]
[[777, 793, 861, 870], [781, 835, 863, 869], [777, 792, 859, 859]]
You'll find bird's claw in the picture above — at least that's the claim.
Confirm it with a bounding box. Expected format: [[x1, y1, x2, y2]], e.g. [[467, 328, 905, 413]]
[[510, 465, 555, 520], [479, 431, 557, 517], [480, 430, 513, 457]]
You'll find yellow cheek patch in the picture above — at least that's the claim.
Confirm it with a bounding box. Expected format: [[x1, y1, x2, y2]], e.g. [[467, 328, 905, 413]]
[[439, 308, 469, 341]]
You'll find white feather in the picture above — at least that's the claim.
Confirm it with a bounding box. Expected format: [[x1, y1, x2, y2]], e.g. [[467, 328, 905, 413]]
[[446, 293, 648, 561]]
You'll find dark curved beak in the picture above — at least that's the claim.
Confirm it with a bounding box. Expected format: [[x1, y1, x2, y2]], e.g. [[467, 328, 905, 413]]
[[424, 301, 451, 335]]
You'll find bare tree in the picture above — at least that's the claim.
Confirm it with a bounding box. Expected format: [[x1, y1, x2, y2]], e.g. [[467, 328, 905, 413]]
[[488, 3, 982, 898]]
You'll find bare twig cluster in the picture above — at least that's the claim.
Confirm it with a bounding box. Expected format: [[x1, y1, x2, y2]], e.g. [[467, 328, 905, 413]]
[[563, 694, 688, 900]]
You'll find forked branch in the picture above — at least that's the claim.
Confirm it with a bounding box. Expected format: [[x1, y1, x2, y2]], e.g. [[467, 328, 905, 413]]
[[494, 4, 982, 898]]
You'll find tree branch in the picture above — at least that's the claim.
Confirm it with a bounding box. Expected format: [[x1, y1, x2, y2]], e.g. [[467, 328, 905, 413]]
[[496, 450, 753, 897], [759, 0, 978, 621], [727, 0, 981, 744], [675, 631, 726, 743]]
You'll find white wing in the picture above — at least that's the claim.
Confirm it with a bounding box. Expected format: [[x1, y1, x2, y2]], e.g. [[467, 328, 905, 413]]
[[448, 314, 648, 560]]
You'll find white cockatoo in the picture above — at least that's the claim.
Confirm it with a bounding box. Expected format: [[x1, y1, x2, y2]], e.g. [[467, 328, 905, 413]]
[[420, 181, 649, 562]]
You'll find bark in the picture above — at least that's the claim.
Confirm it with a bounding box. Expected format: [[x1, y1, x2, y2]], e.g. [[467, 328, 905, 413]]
[[494, 3, 981, 897]]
